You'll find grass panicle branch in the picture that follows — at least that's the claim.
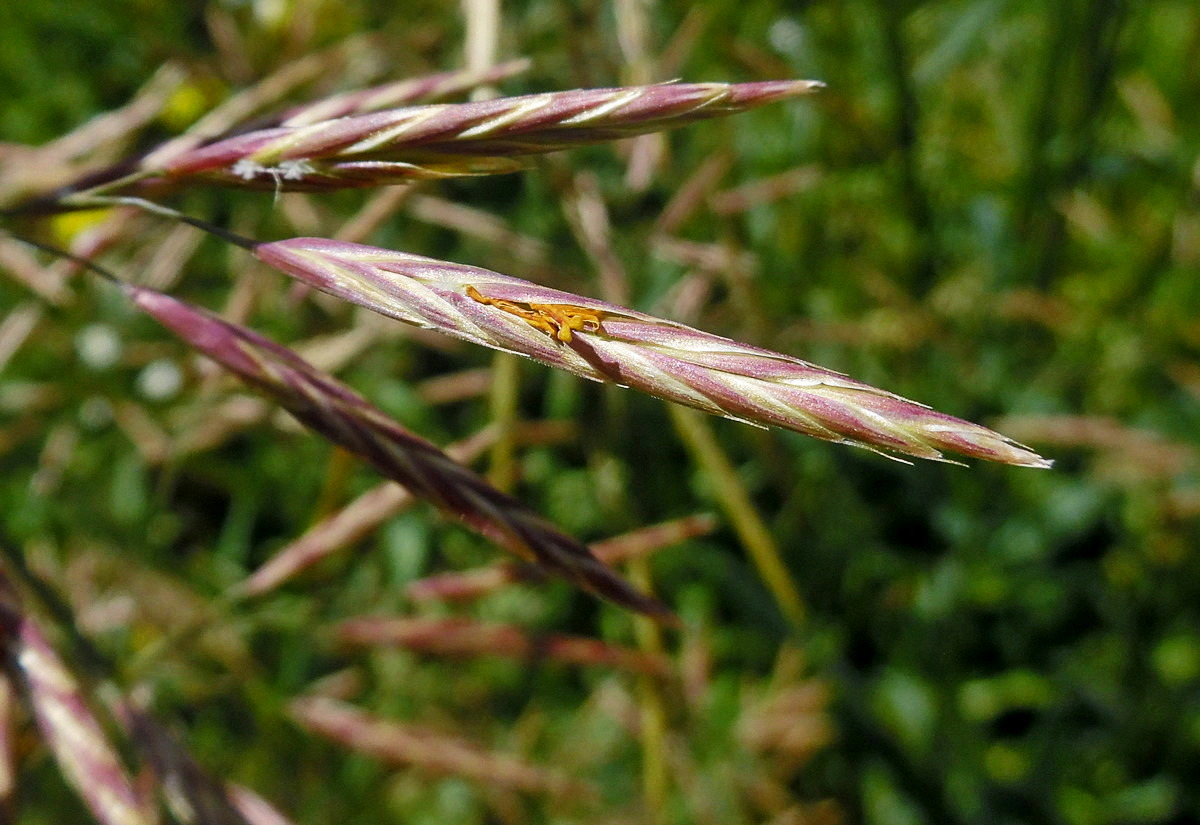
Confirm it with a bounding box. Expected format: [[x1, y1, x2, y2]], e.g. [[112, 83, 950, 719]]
[[143, 79, 822, 190], [255, 238, 1051, 467], [122, 284, 672, 620]]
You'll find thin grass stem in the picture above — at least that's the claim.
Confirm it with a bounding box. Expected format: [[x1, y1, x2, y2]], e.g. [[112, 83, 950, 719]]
[[668, 406, 806, 630], [629, 555, 670, 823], [487, 352, 521, 492]]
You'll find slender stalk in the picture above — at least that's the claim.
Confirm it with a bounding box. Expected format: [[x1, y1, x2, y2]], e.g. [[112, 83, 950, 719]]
[[668, 406, 806, 629], [0, 169, 155, 218], [871, 0, 936, 295], [487, 352, 521, 492], [66, 195, 257, 250], [629, 555, 670, 823], [61, 169, 156, 203]]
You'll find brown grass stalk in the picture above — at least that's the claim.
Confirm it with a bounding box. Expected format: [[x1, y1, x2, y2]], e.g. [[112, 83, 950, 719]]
[[289, 695, 589, 797], [335, 615, 670, 676]]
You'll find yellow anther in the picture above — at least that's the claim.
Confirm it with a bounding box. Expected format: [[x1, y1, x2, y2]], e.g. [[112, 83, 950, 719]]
[[466, 286, 602, 343]]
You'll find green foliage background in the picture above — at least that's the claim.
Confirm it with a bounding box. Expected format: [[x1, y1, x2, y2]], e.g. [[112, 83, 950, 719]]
[[1, 1, 1198, 823]]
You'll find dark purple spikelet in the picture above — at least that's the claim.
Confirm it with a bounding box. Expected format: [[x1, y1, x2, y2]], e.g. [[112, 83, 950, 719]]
[[120, 706, 249, 825], [124, 285, 673, 620]]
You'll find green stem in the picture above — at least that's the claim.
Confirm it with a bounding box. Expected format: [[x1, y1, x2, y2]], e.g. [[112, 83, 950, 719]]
[[668, 406, 806, 630], [629, 556, 669, 822], [872, 0, 936, 295], [487, 352, 521, 492]]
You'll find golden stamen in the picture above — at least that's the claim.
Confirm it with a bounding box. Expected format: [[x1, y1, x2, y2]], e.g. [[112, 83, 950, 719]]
[[466, 285, 602, 343]]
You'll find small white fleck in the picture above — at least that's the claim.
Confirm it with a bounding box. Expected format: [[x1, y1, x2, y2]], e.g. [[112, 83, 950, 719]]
[[232, 159, 265, 180], [279, 159, 315, 180], [768, 17, 808, 57], [137, 358, 183, 401], [76, 324, 121, 370]]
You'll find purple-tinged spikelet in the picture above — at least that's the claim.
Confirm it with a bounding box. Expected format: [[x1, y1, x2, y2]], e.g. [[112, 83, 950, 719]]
[[276, 58, 533, 127], [123, 285, 672, 619], [3, 618, 150, 825], [146, 79, 822, 190], [254, 239, 1051, 468]]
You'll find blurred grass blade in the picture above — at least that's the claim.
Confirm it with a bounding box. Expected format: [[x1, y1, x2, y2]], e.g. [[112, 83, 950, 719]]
[[234, 428, 496, 597], [289, 695, 588, 797], [669, 406, 807, 628], [226, 785, 299, 825], [335, 616, 670, 676]]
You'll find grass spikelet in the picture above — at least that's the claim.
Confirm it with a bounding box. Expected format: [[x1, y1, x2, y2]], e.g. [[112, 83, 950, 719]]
[[147, 79, 823, 190], [277, 58, 533, 126], [255, 238, 1052, 467], [122, 284, 673, 620]]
